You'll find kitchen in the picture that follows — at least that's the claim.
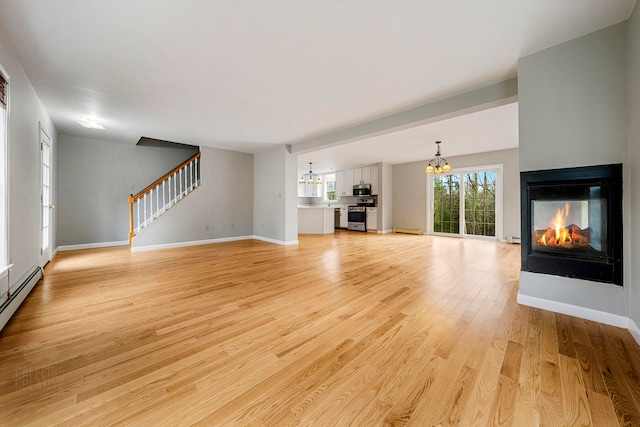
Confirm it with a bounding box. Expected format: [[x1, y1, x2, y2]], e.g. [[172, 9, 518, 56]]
[[297, 164, 380, 234]]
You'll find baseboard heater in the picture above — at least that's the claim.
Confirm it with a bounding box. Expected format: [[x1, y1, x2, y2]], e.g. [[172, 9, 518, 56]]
[[0, 266, 43, 332], [393, 227, 423, 235]]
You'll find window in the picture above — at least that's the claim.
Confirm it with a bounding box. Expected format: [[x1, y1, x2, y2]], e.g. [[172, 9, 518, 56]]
[[324, 174, 336, 201], [0, 68, 7, 272], [428, 165, 502, 240]]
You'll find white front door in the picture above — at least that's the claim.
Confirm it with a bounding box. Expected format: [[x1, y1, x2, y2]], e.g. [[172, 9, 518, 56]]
[[40, 125, 52, 266]]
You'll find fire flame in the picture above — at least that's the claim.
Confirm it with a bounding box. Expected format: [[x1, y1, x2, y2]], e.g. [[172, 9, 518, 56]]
[[540, 203, 572, 246]]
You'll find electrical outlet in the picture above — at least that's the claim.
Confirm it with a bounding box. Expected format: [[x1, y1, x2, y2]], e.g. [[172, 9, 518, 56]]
[[231, 223, 235, 229], [403, 219, 407, 225], [204, 225, 209, 231], [130, 184, 135, 190], [278, 192, 282, 198], [261, 223, 264, 229]]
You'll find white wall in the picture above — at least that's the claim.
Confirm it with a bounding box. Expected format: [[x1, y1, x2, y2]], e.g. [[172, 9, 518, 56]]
[[253, 145, 298, 245], [131, 145, 253, 249], [628, 4, 640, 332], [518, 22, 629, 317], [0, 26, 56, 282], [392, 148, 520, 239], [57, 134, 199, 246]]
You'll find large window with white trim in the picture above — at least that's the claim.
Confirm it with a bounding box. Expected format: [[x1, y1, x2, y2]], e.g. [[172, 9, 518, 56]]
[[428, 165, 503, 240], [0, 69, 7, 272]]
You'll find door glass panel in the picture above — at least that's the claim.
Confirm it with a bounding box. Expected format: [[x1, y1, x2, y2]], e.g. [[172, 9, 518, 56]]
[[433, 175, 460, 234], [464, 171, 496, 237]]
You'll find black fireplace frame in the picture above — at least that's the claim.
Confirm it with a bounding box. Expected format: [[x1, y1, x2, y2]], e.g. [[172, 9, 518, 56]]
[[520, 164, 623, 286]]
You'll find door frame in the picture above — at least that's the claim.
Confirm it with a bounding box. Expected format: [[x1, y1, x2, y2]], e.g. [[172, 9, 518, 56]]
[[426, 164, 503, 241], [39, 123, 52, 267]]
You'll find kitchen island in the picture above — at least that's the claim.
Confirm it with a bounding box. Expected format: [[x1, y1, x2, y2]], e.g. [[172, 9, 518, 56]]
[[298, 207, 334, 234]]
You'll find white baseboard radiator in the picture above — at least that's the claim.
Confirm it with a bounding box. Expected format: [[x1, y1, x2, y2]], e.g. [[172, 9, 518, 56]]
[[0, 266, 43, 332], [393, 227, 423, 235]]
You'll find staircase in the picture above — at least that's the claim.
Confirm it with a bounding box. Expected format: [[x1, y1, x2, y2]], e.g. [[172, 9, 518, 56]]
[[128, 152, 201, 245]]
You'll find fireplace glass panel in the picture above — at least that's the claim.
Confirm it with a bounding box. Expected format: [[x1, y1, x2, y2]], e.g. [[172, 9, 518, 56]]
[[531, 188, 607, 260]]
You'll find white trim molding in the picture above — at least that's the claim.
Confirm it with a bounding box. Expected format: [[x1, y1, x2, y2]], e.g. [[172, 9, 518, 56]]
[[57, 241, 129, 251], [517, 292, 640, 345], [252, 235, 298, 246], [517, 292, 628, 328], [131, 235, 255, 252], [629, 318, 640, 346]]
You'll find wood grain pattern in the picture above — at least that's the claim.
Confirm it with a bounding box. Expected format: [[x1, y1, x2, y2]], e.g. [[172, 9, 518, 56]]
[[0, 232, 639, 426]]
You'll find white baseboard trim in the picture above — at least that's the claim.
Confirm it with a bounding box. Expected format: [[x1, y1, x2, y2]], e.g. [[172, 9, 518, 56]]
[[0, 267, 43, 332], [517, 292, 630, 329], [253, 235, 298, 246], [57, 241, 129, 251], [381, 229, 394, 235], [131, 235, 254, 252], [629, 318, 640, 346]]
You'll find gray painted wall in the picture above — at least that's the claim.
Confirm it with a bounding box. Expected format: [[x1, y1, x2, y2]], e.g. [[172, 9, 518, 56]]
[[518, 22, 628, 315], [628, 4, 640, 327], [57, 134, 198, 246], [253, 145, 298, 244], [392, 148, 520, 239], [519, 23, 628, 171], [0, 26, 56, 286], [131, 146, 253, 248], [380, 163, 393, 232]]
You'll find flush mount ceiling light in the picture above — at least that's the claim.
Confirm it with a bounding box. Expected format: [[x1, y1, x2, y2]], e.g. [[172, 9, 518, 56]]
[[299, 162, 322, 184], [425, 140, 452, 174], [76, 117, 105, 129]]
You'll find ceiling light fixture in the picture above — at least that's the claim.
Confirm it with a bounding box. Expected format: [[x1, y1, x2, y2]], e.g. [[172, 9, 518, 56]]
[[425, 141, 452, 174], [299, 162, 322, 184], [76, 118, 105, 130]]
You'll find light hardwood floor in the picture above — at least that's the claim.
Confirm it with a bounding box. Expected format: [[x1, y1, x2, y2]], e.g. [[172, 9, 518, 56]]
[[1, 232, 639, 426]]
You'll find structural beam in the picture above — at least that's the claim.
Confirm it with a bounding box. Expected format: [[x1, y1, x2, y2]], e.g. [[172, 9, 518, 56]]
[[290, 78, 518, 155]]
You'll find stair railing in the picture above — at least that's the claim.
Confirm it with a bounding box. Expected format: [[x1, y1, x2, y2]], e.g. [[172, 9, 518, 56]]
[[129, 152, 201, 245]]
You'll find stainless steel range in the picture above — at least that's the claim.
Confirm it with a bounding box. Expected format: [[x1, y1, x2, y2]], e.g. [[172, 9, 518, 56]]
[[348, 198, 376, 231]]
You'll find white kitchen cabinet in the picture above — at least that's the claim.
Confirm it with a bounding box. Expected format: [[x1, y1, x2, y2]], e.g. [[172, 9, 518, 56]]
[[353, 166, 373, 186], [298, 207, 334, 234], [370, 165, 379, 195], [298, 182, 321, 197], [339, 207, 348, 228], [353, 168, 362, 185], [361, 167, 371, 185], [336, 169, 353, 196], [366, 207, 378, 231], [343, 169, 353, 195]]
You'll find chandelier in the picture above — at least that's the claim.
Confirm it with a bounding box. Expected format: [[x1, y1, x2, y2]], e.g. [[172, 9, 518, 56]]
[[299, 162, 322, 184], [424, 141, 452, 174]]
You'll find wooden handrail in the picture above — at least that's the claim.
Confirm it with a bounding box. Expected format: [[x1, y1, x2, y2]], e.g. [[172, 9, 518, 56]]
[[132, 152, 201, 202]]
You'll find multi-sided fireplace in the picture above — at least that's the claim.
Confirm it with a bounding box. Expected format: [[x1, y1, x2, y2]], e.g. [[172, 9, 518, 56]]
[[520, 164, 623, 286]]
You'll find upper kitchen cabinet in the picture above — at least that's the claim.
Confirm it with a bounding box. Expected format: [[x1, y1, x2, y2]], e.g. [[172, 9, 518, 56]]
[[352, 165, 379, 195], [370, 165, 379, 195], [353, 167, 371, 186], [335, 170, 353, 196], [298, 182, 322, 197]]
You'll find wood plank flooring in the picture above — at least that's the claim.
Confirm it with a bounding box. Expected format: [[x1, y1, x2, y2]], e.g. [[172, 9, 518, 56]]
[[1, 231, 639, 426]]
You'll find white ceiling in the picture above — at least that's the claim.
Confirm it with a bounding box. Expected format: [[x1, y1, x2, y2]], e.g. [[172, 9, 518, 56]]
[[0, 0, 635, 174]]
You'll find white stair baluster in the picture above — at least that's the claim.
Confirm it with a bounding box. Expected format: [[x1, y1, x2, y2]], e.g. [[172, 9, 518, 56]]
[[143, 193, 147, 227], [174, 172, 178, 202]]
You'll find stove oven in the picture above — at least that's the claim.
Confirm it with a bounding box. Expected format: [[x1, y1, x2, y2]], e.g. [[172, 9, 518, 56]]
[[347, 206, 366, 231], [348, 197, 375, 232]]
